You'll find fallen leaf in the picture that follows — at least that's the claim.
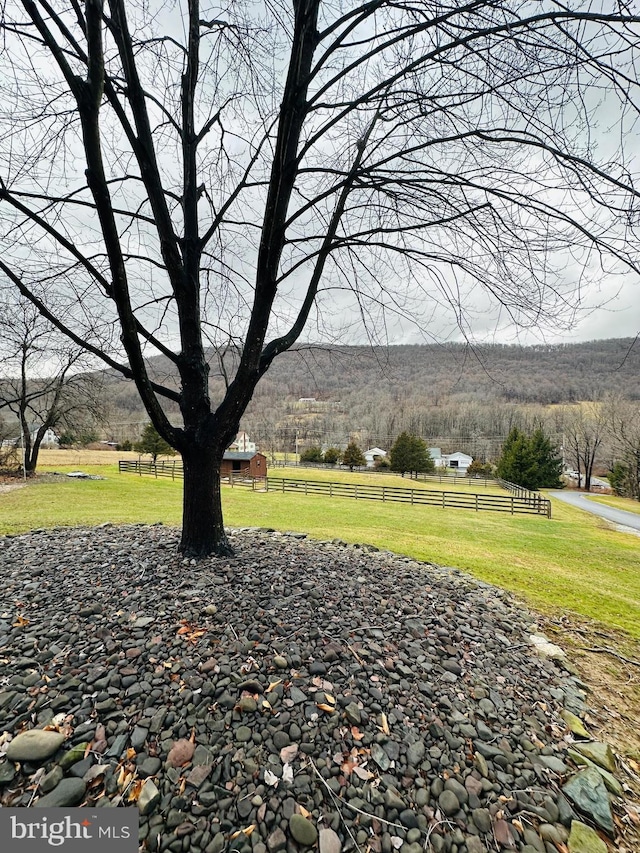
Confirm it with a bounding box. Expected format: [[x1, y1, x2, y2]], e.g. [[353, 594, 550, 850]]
[[353, 766, 374, 781], [325, 693, 336, 705], [380, 713, 390, 735], [351, 726, 363, 741], [13, 615, 30, 628], [299, 805, 311, 819], [127, 778, 145, 803], [317, 703, 336, 713], [83, 765, 107, 783], [266, 680, 282, 693], [230, 825, 255, 840], [264, 769, 279, 787], [282, 763, 294, 784]]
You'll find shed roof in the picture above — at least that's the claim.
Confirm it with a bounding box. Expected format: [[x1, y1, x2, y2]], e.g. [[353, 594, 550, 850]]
[[223, 451, 261, 461]]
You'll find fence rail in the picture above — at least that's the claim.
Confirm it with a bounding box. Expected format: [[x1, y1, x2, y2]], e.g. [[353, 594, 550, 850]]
[[265, 477, 550, 517], [119, 460, 550, 517], [271, 459, 494, 487]]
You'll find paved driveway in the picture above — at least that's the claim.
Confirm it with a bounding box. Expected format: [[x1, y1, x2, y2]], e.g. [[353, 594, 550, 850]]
[[549, 490, 640, 533]]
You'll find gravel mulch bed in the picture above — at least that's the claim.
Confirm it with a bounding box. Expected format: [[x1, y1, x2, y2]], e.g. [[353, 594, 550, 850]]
[[0, 525, 627, 852]]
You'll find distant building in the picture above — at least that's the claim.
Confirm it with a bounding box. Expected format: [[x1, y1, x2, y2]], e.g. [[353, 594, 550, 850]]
[[429, 448, 445, 467], [444, 451, 473, 472], [429, 447, 472, 473], [221, 451, 266, 478], [228, 431, 256, 453], [364, 447, 387, 467]]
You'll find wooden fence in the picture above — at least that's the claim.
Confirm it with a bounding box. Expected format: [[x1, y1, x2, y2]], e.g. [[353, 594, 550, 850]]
[[265, 477, 550, 516], [119, 460, 551, 517]]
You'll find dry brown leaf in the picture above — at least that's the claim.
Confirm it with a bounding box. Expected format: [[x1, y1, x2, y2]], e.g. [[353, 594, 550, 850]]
[[230, 825, 255, 840], [127, 778, 145, 803], [266, 680, 282, 693], [351, 726, 363, 741], [317, 703, 336, 713], [380, 713, 390, 735], [353, 766, 374, 781], [83, 765, 107, 784], [13, 615, 30, 628], [298, 805, 311, 819], [324, 693, 336, 705]]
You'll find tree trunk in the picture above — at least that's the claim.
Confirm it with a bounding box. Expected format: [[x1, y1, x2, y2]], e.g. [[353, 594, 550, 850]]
[[180, 447, 233, 558]]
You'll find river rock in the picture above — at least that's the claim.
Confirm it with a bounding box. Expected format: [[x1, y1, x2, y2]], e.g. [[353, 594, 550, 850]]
[[6, 730, 65, 763], [34, 778, 86, 807], [567, 820, 608, 853], [562, 768, 614, 836]]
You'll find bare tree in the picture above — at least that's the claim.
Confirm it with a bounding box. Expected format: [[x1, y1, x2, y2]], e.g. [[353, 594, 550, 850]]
[[562, 402, 607, 491], [0, 297, 105, 472], [607, 396, 640, 500], [0, 1, 639, 556]]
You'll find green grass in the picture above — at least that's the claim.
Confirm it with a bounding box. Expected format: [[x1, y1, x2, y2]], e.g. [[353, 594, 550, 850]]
[[587, 494, 640, 515], [268, 466, 505, 493], [2, 464, 639, 639]]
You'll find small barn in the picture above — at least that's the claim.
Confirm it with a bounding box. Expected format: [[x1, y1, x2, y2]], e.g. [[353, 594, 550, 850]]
[[364, 447, 387, 467], [444, 451, 473, 472], [221, 451, 267, 478]]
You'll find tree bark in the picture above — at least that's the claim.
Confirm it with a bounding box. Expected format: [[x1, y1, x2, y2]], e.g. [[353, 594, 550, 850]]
[[180, 446, 232, 558]]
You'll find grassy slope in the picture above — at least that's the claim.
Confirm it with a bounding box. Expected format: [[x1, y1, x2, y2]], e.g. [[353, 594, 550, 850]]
[[2, 463, 639, 639], [588, 494, 640, 515]]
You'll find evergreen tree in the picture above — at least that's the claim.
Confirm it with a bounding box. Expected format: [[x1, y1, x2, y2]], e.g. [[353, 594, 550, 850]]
[[497, 427, 562, 489], [323, 447, 341, 465], [342, 442, 366, 472], [135, 424, 177, 464], [300, 446, 324, 464], [390, 432, 434, 478]]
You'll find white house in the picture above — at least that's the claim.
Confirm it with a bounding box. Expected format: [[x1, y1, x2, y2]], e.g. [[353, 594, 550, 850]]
[[228, 431, 256, 453], [429, 448, 445, 467], [364, 447, 387, 467], [429, 448, 472, 473]]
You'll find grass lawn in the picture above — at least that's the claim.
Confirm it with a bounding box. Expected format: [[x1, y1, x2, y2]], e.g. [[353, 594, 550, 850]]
[[588, 494, 640, 515], [267, 466, 506, 493], [2, 461, 639, 641]]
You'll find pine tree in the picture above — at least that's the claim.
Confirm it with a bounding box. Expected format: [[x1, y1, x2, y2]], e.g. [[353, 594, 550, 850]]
[[497, 427, 562, 489], [390, 432, 434, 478], [134, 424, 177, 464], [342, 442, 366, 472]]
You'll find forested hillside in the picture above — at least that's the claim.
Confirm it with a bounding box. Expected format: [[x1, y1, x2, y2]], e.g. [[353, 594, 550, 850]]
[[103, 338, 639, 461]]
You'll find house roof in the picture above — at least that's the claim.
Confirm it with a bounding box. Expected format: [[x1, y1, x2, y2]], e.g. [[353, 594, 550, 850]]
[[365, 447, 387, 456], [447, 451, 472, 461]]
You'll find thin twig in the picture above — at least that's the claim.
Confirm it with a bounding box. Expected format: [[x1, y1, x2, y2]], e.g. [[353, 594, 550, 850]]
[[306, 758, 364, 852], [580, 647, 640, 668]]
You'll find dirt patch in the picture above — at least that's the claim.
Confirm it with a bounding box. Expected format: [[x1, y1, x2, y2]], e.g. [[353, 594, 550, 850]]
[[541, 614, 640, 848]]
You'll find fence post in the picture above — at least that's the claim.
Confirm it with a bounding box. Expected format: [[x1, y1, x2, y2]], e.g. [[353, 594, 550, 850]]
[[475, 494, 478, 512], [511, 497, 514, 515]]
